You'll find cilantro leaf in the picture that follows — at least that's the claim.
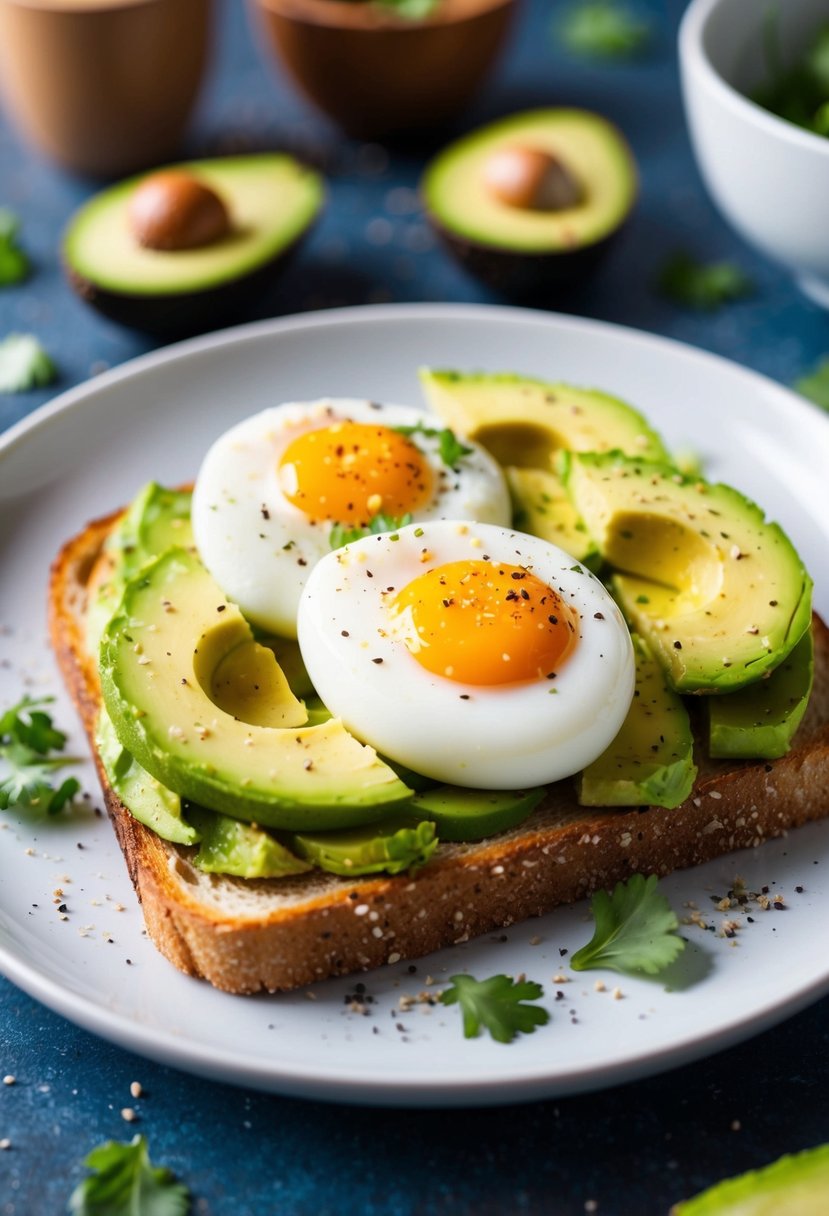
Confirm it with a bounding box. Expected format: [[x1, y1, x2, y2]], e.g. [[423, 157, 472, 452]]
[[794, 357, 829, 411], [559, 1, 651, 60], [570, 873, 685, 975], [69, 1136, 190, 1216], [440, 973, 550, 1043], [393, 421, 473, 468], [0, 695, 67, 753], [0, 333, 57, 393], [658, 253, 755, 311], [0, 209, 29, 287], [329, 512, 413, 551], [437, 428, 473, 467], [0, 695, 79, 815]]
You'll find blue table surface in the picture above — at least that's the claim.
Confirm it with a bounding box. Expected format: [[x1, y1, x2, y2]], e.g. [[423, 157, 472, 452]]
[[2, 0, 828, 1211]]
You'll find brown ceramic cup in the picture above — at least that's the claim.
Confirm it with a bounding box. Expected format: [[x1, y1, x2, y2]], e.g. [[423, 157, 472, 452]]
[[250, 0, 517, 140], [0, 0, 212, 178]]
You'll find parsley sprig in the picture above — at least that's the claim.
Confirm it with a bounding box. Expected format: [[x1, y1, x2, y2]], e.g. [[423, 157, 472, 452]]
[[571, 874, 685, 975], [329, 512, 413, 551], [658, 252, 755, 311], [0, 695, 80, 814], [0, 333, 57, 393], [394, 421, 473, 468], [440, 973, 550, 1043], [69, 1136, 190, 1216], [0, 209, 30, 287], [559, 1, 652, 59]]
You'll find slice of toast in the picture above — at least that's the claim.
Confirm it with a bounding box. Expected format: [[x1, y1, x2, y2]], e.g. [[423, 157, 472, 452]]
[[49, 512, 829, 994]]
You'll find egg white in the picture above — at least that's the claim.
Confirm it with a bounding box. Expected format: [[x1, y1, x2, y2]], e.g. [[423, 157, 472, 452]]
[[191, 399, 511, 637], [297, 520, 636, 789]]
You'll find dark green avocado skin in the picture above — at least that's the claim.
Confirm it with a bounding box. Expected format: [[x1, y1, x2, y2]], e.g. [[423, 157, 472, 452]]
[[432, 222, 626, 301], [65, 225, 314, 336]]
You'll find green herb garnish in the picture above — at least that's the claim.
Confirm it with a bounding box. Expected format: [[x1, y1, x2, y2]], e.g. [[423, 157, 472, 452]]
[[658, 253, 755, 311], [0, 696, 80, 814], [558, 1, 651, 59], [0, 209, 29, 287], [394, 421, 473, 468], [0, 333, 56, 392], [755, 14, 829, 137], [69, 1136, 190, 1216], [440, 973, 550, 1043], [571, 873, 685, 975], [794, 357, 829, 411], [329, 512, 413, 551]]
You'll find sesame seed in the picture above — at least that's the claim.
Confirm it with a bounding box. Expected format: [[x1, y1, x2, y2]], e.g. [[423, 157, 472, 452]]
[[3, 1076, 15, 1086], [130, 1081, 143, 1099], [121, 1107, 137, 1123]]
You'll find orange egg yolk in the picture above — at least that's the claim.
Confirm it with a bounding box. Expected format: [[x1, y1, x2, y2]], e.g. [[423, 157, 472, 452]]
[[391, 560, 577, 686], [278, 421, 434, 525]]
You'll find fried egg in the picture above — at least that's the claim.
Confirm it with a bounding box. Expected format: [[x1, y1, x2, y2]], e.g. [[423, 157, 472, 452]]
[[297, 520, 635, 788], [191, 399, 511, 637]]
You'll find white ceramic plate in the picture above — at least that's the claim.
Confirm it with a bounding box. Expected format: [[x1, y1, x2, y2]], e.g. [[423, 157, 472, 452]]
[[2, 304, 828, 1108]]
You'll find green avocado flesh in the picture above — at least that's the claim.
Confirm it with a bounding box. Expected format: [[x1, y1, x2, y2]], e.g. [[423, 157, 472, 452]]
[[289, 818, 438, 877], [86, 482, 193, 655], [99, 547, 413, 830], [507, 466, 600, 569], [410, 786, 546, 842], [578, 634, 697, 809], [562, 452, 813, 693], [420, 369, 666, 566], [187, 807, 311, 879], [64, 154, 323, 295], [422, 109, 636, 252], [96, 708, 198, 846], [708, 628, 814, 760], [672, 1143, 829, 1215], [420, 370, 668, 467]]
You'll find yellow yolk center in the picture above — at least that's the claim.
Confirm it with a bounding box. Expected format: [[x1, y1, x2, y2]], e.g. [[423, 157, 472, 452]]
[[278, 421, 434, 525], [391, 560, 576, 686]]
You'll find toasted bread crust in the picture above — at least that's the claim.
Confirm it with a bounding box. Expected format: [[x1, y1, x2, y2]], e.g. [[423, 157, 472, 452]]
[[49, 514, 829, 994]]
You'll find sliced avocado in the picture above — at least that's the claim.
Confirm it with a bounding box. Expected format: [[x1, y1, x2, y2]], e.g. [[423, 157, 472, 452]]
[[419, 370, 668, 467], [63, 155, 324, 334], [507, 466, 600, 569], [289, 818, 438, 877], [95, 708, 198, 846], [562, 452, 813, 693], [260, 633, 316, 700], [578, 634, 697, 809], [419, 369, 665, 565], [421, 110, 637, 297], [411, 785, 545, 842], [672, 1143, 829, 1215], [99, 548, 413, 831], [86, 483, 193, 654], [708, 627, 814, 760], [186, 807, 311, 879]]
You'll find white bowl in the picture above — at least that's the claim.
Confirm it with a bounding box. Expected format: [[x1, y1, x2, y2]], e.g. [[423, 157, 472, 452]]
[[679, 0, 829, 308]]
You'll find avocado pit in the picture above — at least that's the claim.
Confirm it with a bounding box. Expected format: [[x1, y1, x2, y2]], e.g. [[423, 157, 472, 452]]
[[128, 170, 232, 252], [482, 146, 583, 211]]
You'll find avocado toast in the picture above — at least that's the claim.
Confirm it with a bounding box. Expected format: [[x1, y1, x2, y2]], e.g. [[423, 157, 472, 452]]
[[47, 374, 829, 995]]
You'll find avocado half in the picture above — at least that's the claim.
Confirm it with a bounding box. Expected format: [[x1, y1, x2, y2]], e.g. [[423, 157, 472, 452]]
[[422, 109, 637, 299], [63, 154, 324, 334]]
